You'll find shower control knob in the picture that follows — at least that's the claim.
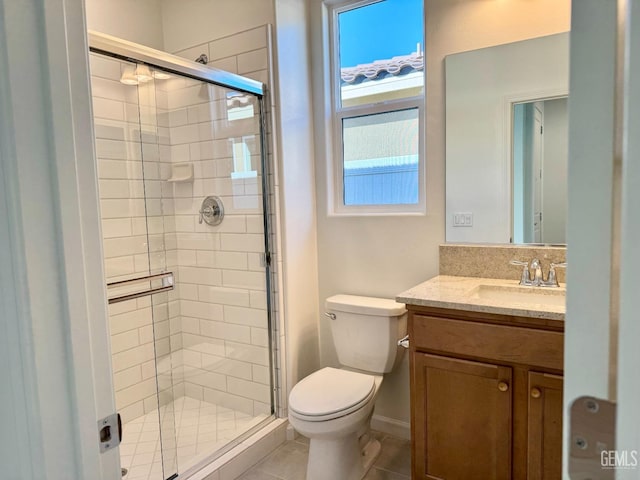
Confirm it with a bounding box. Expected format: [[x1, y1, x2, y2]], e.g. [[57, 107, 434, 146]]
[[199, 196, 224, 226], [199, 206, 214, 223]]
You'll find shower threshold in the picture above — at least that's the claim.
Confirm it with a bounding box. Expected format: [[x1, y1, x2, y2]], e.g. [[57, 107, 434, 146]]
[[119, 396, 269, 480]]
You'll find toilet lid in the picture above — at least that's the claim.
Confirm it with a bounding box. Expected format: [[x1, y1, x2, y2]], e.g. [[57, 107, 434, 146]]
[[289, 367, 375, 418]]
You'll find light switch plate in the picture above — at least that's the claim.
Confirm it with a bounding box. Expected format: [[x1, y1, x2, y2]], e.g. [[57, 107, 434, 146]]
[[453, 212, 473, 227]]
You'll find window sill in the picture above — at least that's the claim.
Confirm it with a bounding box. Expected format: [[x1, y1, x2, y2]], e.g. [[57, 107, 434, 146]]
[[327, 207, 427, 217]]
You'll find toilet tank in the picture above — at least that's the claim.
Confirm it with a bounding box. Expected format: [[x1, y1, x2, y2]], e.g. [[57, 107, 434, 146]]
[[326, 294, 407, 374]]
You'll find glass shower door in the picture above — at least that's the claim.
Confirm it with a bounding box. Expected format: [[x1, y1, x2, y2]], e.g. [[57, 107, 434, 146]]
[[90, 52, 178, 480], [152, 67, 273, 475], [90, 39, 275, 479]]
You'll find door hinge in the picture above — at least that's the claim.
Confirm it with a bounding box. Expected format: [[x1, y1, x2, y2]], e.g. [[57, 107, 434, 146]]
[[569, 396, 617, 479], [98, 413, 122, 453]]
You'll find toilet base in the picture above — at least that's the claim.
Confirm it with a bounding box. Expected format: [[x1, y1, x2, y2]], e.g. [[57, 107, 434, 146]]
[[306, 433, 381, 480]]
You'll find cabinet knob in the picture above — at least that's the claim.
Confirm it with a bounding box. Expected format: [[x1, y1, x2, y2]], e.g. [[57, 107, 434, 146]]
[[531, 387, 542, 399], [498, 381, 509, 392]]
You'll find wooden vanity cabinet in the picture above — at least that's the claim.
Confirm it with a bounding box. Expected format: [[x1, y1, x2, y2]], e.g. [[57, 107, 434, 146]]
[[414, 353, 513, 479], [527, 372, 563, 479], [408, 306, 564, 480]]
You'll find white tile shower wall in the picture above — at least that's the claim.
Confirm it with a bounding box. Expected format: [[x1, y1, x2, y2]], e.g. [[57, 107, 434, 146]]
[[166, 26, 277, 418], [91, 53, 174, 424]]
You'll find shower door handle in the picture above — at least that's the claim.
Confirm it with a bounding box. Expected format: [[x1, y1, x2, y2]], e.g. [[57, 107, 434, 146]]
[[106, 271, 174, 304]]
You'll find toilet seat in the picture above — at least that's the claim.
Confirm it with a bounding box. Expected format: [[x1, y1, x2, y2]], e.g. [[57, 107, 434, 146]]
[[289, 367, 376, 422]]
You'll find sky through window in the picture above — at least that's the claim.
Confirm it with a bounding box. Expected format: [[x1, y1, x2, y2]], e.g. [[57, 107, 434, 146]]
[[338, 0, 424, 68]]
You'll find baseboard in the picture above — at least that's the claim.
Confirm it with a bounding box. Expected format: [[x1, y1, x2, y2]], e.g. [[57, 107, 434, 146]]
[[371, 414, 411, 440]]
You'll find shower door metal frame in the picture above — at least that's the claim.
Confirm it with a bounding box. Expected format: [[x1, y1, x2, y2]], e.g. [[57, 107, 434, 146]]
[[88, 30, 281, 475], [88, 31, 265, 96]]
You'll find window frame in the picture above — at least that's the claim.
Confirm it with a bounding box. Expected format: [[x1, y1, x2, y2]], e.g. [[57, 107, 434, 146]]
[[328, 0, 426, 216]]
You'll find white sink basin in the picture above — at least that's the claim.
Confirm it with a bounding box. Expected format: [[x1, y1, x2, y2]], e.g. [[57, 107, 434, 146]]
[[468, 284, 566, 308]]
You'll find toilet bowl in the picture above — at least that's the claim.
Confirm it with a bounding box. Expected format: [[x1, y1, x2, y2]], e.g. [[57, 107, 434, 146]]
[[289, 367, 383, 480], [288, 295, 407, 480]]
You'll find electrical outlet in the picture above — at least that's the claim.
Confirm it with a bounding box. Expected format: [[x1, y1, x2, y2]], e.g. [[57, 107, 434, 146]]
[[453, 212, 473, 227]]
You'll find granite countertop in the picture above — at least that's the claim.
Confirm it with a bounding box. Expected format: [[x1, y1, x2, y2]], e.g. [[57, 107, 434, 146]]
[[396, 275, 566, 321]]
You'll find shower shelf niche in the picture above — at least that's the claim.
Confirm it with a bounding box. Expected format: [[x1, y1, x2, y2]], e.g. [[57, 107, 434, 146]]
[[167, 162, 194, 182]]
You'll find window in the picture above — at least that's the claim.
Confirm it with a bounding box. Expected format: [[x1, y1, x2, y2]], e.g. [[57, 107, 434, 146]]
[[330, 0, 424, 214]]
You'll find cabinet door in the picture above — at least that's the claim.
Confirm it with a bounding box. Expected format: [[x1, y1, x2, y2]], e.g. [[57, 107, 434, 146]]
[[412, 353, 512, 480], [527, 372, 563, 479]]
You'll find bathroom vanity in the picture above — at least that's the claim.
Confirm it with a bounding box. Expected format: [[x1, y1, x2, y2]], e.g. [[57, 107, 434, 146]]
[[397, 275, 565, 480]]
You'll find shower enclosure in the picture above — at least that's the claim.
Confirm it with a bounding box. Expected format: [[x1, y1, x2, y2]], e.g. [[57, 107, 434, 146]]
[[88, 33, 276, 480]]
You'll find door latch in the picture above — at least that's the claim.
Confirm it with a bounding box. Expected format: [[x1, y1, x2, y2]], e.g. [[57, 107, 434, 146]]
[[98, 413, 122, 453]]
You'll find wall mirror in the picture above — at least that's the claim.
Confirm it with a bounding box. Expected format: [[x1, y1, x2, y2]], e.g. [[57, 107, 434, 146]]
[[445, 32, 569, 244]]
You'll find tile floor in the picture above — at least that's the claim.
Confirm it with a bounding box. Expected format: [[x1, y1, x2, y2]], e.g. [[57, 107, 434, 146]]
[[120, 396, 268, 480], [237, 431, 411, 480]]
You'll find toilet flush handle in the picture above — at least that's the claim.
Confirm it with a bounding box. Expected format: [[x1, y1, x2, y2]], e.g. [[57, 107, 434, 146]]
[[398, 335, 409, 349], [325, 312, 336, 320]]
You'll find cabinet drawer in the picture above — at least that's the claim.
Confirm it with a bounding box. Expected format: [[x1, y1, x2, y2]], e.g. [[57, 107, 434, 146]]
[[411, 314, 563, 371]]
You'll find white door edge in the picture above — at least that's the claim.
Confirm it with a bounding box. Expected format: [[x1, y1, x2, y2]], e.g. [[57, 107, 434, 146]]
[[617, 0, 640, 475], [0, 0, 119, 478], [564, 1, 618, 477]]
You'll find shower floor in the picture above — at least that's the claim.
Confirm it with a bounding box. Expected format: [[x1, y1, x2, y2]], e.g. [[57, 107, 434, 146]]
[[119, 396, 268, 480]]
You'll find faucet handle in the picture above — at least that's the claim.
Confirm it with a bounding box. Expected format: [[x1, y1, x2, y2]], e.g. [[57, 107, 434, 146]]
[[545, 262, 567, 287], [509, 259, 531, 285]]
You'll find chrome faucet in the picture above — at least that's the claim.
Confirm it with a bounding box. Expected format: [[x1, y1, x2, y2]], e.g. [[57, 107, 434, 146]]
[[545, 262, 567, 287], [530, 258, 544, 286], [509, 259, 566, 287]]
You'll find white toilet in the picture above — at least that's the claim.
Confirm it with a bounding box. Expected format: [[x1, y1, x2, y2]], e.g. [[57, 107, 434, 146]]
[[288, 294, 407, 480]]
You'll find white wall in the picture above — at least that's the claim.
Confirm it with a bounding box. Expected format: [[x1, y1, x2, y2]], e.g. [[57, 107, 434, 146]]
[[85, 0, 165, 50], [160, 0, 276, 53], [445, 33, 569, 244], [85, 0, 276, 62], [310, 0, 571, 427], [542, 97, 568, 243], [273, 0, 321, 401]]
